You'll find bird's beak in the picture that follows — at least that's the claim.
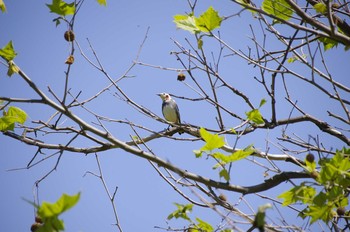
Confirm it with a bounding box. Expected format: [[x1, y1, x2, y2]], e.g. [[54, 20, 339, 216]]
[[156, 93, 161, 96]]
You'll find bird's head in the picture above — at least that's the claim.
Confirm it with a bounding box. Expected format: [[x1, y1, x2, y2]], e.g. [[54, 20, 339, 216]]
[[157, 93, 171, 101]]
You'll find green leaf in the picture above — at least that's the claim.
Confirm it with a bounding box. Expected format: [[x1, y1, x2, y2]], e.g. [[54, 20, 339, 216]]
[[46, 0, 75, 16], [246, 109, 264, 125], [0, 41, 17, 62], [262, 0, 293, 23], [195, 6, 222, 33], [314, 2, 327, 14], [219, 169, 230, 181], [0, 106, 27, 131], [38, 193, 80, 218], [305, 159, 316, 172], [173, 14, 199, 34], [0, 115, 15, 131], [278, 185, 316, 206], [196, 218, 214, 232], [197, 38, 203, 49], [7, 60, 19, 77], [319, 37, 338, 51], [305, 203, 332, 224], [25, 193, 80, 232], [96, 0, 107, 6], [193, 149, 203, 158], [259, 98, 267, 108], [0, 0, 6, 12], [7, 106, 27, 124], [319, 149, 350, 187], [199, 127, 225, 151], [288, 56, 297, 63], [167, 203, 193, 221], [231, 146, 255, 161]]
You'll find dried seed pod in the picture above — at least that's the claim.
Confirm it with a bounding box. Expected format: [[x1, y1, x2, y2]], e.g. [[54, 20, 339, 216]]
[[64, 30, 75, 42]]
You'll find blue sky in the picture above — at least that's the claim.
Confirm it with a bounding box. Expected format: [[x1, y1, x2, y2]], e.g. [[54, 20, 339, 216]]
[[1, 0, 349, 231]]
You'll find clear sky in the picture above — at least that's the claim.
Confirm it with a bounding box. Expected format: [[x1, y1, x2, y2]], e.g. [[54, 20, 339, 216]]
[[1, 0, 349, 231]]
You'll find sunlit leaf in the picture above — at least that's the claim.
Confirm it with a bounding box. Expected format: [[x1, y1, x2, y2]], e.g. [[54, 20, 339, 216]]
[[193, 149, 203, 158], [46, 0, 75, 16], [173, 14, 199, 34], [7, 106, 27, 124], [246, 109, 264, 124], [319, 37, 338, 51], [199, 127, 225, 151], [167, 203, 193, 221], [197, 38, 203, 49], [7, 61, 19, 77], [196, 218, 214, 232], [314, 2, 327, 14], [0, 106, 27, 131], [259, 98, 267, 108], [262, 0, 293, 23], [231, 146, 255, 161], [305, 204, 332, 224], [96, 0, 107, 6], [195, 6, 222, 33], [0, 0, 6, 12], [0, 41, 17, 61], [278, 185, 316, 206], [219, 169, 230, 181], [38, 193, 80, 218]]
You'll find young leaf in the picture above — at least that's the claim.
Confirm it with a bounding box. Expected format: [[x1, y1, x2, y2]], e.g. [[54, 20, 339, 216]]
[[46, 0, 75, 16], [0, 116, 15, 131], [199, 127, 225, 151], [278, 185, 316, 206], [38, 192, 81, 218], [196, 218, 214, 232], [7, 106, 27, 124], [246, 109, 264, 125], [314, 2, 327, 14], [173, 14, 199, 34], [0, 41, 17, 62], [231, 146, 255, 162], [96, 0, 107, 6], [262, 0, 293, 23], [193, 149, 203, 158], [7, 61, 19, 77], [259, 98, 267, 108], [167, 203, 193, 221], [25, 193, 80, 232], [219, 169, 230, 182], [0, 106, 27, 131], [0, 0, 6, 13], [305, 204, 332, 224], [195, 6, 222, 33], [319, 37, 338, 51]]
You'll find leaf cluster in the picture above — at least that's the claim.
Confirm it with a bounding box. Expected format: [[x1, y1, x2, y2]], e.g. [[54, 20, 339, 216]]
[[0, 41, 19, 77], [27, 193, 80, 232], [167, 203, 232, 232], [194, 128, 254, 182], [278, 149, 350, 224], [173, 6, 222, 34], [0, 106, 27, 131]]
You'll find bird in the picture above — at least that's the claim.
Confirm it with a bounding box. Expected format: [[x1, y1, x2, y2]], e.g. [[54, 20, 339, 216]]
[[157, 93, 182, 133]]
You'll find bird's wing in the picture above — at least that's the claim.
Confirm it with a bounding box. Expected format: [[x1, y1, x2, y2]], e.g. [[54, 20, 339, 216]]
[[174, 101, 181, 124]]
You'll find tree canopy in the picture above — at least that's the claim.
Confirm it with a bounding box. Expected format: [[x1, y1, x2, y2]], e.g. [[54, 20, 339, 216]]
[[1, 0, 349, 231]]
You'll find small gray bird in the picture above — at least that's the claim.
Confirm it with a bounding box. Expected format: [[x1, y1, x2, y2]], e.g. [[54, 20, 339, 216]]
[[157, 92, 181, 125]]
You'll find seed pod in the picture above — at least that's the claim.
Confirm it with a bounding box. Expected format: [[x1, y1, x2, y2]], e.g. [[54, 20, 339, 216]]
[[306, 153, 315, 163], [177, 72, 186, 81], [64, 30, 75, 42], [337, 207, 346, 216]]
